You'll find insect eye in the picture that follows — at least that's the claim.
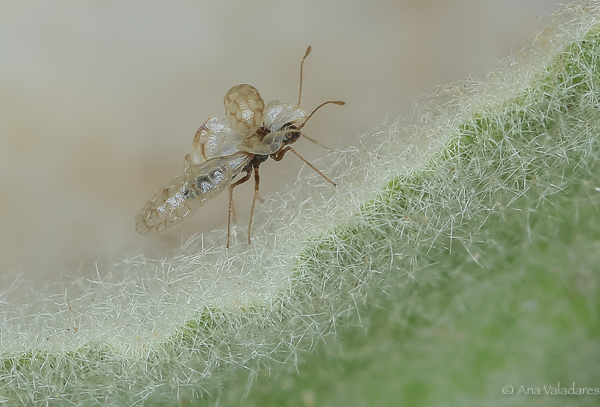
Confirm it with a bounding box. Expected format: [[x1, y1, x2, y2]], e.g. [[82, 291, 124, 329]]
[[284, 131, 300, 144]]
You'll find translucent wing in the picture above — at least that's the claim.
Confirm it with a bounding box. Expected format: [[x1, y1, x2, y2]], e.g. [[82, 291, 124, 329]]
[[223, 84, 265, 136], [188, 85, 267, 165], [263, 101, 307, 131], [135, 153, 252, 235], [189, 116, 245, 164], [237, 102, 307, 155]]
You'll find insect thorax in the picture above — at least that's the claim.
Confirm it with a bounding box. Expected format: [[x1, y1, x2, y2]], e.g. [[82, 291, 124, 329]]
[[250, 154, 269, 166], [239, 122, 302, 171]]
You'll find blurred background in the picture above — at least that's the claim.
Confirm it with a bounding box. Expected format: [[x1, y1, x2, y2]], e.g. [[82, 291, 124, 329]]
[[0, 0, 562, 283]]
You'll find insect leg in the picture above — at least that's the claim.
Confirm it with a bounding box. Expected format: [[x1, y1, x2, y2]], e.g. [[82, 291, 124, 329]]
[[300, 132, 333, 152], [247, 163, 261, 245], [272, 147, 336, 186], [227, 168, 252, 248]]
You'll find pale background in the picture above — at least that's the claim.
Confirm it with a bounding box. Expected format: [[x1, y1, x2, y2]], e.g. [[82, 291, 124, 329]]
[[0, 0, 562, 283]]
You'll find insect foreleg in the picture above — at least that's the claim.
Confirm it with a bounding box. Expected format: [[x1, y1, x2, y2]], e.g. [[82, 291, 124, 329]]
[[300, 132, 332, 152], [272, 147, 336, 186], [227, 167, 253, 248]]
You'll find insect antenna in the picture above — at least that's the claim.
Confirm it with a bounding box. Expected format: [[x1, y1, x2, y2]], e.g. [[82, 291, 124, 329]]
[[298, 100, 345, 130], [298, 46, 312, 106]]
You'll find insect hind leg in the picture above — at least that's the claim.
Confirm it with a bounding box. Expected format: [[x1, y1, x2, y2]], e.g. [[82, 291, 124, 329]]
[[247, 162, 261, 245], [227, 167, 252, 248]]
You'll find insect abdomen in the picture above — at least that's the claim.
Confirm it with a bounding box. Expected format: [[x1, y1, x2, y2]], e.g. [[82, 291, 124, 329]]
[[135, 163, 235, 235]]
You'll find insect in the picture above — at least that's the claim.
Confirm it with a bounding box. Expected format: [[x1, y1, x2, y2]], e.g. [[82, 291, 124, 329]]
[[135, 46, 344, 247]]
